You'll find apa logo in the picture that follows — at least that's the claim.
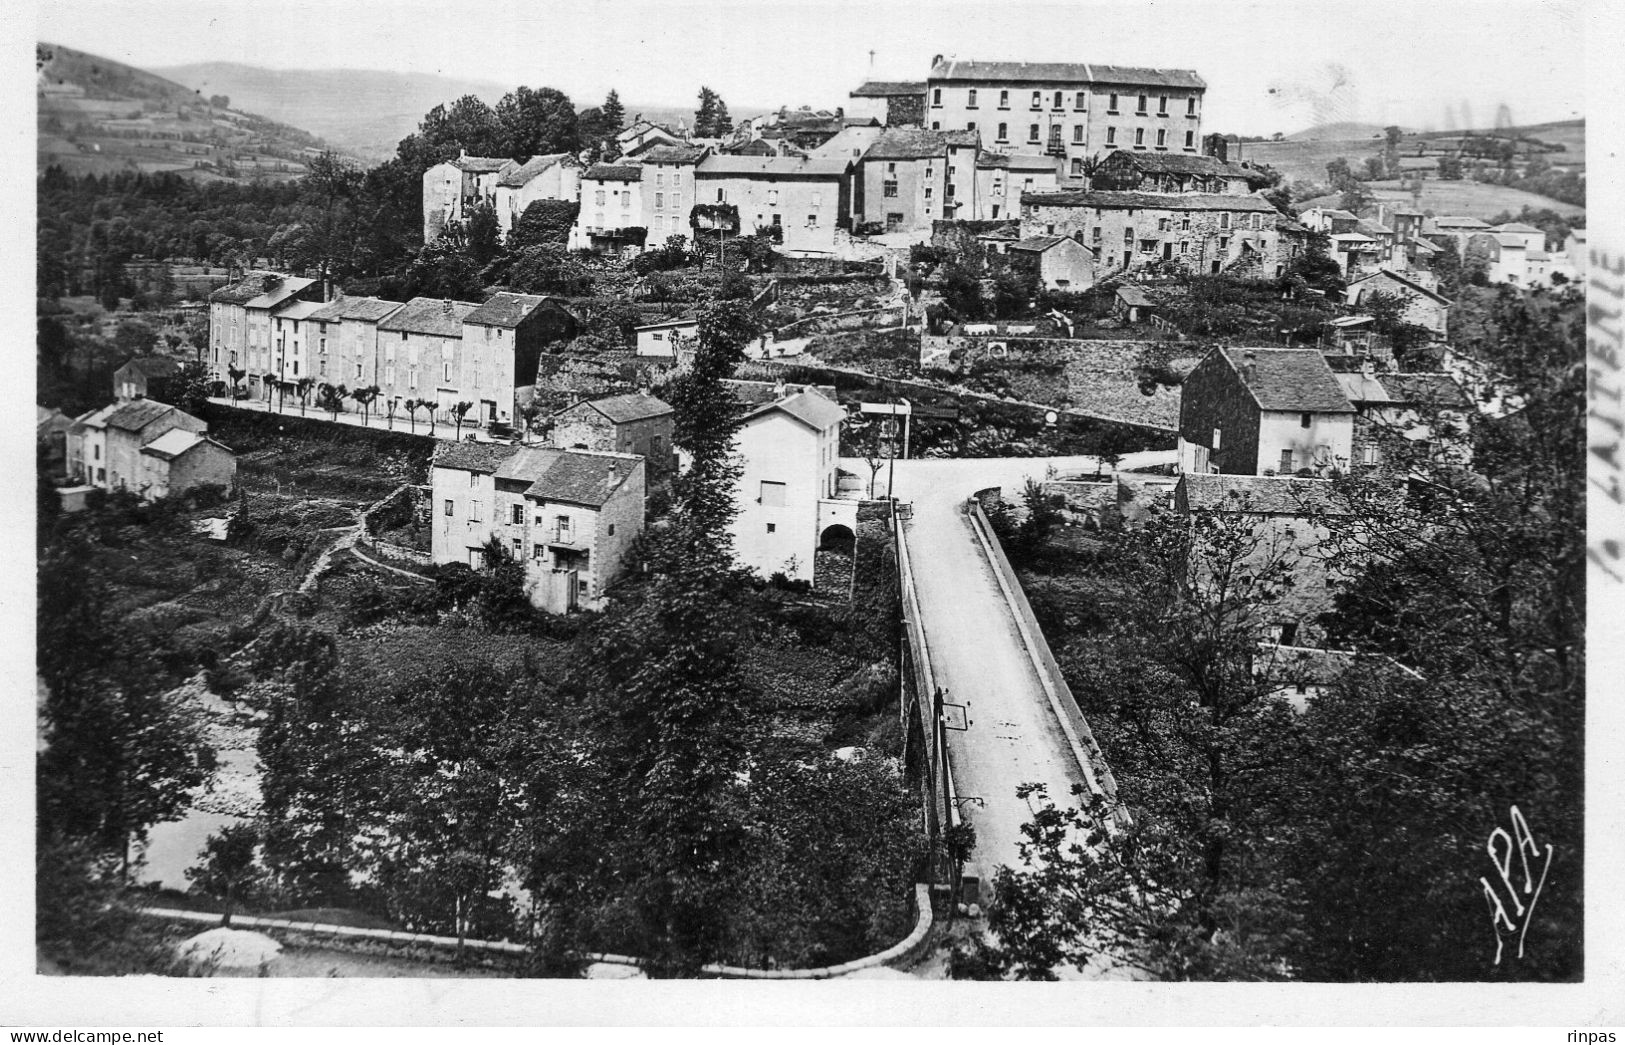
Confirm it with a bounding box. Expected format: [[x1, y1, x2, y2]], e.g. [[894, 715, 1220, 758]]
[[1479, 804, 1553, 965]]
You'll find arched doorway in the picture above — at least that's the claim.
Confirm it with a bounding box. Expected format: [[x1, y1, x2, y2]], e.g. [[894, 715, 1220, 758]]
[[814, 523, 856, 592]]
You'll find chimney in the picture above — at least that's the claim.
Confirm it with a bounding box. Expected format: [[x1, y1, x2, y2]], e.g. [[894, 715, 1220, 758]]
[[1360, 356, 1376, 379], [1240, 349, 1258, 383], [932, 53, 944, 67], [442, 299, 452, 313]]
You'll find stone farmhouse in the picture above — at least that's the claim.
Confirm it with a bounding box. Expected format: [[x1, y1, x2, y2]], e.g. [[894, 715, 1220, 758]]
[[1022, 189, 1290, 276], [422, 153, 516, 242], [68, 399, 234, 500], [494, 153, 580, 239], [430, 441, 645, 614], [550, 392, 676, 477], [114, 355, 183, 403], [1177, 347, 1355, 477]]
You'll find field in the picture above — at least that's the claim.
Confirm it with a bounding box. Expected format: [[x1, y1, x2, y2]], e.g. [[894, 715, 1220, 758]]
[[1242, 118, 1586, 187], [1297, 179, 1587, 220]]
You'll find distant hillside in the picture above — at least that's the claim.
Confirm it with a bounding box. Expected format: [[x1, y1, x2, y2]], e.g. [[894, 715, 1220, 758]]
[[155, 62, 776, 162], [1284, 122, 1395, 142], [37, 42, 354, 182], [154, 62, 514, 163]]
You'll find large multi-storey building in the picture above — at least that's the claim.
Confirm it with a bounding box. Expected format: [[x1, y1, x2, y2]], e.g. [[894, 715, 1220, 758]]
[[694, 154, 854, 253], [729, 387, 848, 586], [206, 272, 324, 390], [924, 58, 1205, 170], [1022, 189, 1288, 275], [493, 153, 580, 239], [569, 164, 645, 252], [853, 127, 980, 234], [422, 153, 518, 242], [304, 296, 406, 391], [638, 144, 709, 241]]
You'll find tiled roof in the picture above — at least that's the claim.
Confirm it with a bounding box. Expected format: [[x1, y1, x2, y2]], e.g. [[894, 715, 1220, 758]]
[[638, 144, 710, 165], [850, 80, 926, 97], [583, 164, 643, 182], [1023, 189, 1280, 212], [244, 276, 320, 311], [376, 297, 481, 336], [724, 379, 838, 408], [1304, 207, 1357, 220], [1489, 222, 1541, 234], [105, 398, 177, 432], [1008, 235, 1071, 253], [1116, 286, 1156, 307], [139, 428, 210, 460], [930, 59, 1205, 89], [433, 441, 522, 474], [528, 451, 641, 508], [863, 127, 955, 160], [573, 392, 674, 424], [209, 271, 303, 305], [1334, 370, 1393, 404], [277, 299, 328, 321], [1346, 268, 1451, 304], [463, 292, 550, 329], [1493, 233, 1529, 249], [743, 389, 846, 431], [305, 296, 405, 323], [1378, 373, 1471, 408], [1355, 219, 1394, 236], [1102, 151, 1265, 181], [452, 155, 513, 174], [72, 405, 118, 431], [1218, 347, 1353, 413], [696, 155, 851, 177], [1431, 216, 1490, 229], [1179, 473, 1348, 515], [497, 153, 571, 188], [118, 356, 183, 378]]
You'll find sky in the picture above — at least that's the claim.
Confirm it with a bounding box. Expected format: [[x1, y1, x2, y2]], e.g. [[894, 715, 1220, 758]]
[[34, 0, 1586, 136]]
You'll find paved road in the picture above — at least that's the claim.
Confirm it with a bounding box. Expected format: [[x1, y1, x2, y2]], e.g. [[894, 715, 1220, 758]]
[[864, 452, 1173, 904]]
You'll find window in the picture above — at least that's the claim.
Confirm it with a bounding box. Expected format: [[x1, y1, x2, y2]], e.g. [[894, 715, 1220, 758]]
[[292, 361, 299, 376], [1091, 226, 1102, 242], [1157, 218, 1169, 232], [932, 87, 942, 106], [1134, 128, 1145, 147], [511, 504, 524, 524], [887, 162, 896, 173], [1300, 412, 1312, 428], [997, 122, 1008, 141], [1185, 130, 1195, 149], [1179, 240, 1189, 255], [924, 187, 932, 200], [1123, 228, 1134, 247], [655, 191, 664, 208], [556, 515, 572, 540], [1363, 444, 1380, 466], [883, 179, 898, 197], [1219, 236, 1229, 251], [1053, 90, 1063, 110], [1106, 127, 1117, 145], [1072, 158, 1084, 176], [807, 213, 817, 227], [1187, 96, 1198, 116], [608, 523, 616, 536], [931, 121, 940, 130], [1220, 212, 1231, 229], [533, 543, 545, 559], [966, 121, 976, 131], [511, 537, 522, 557], [1280, 449, 1294, 473], [1073, 124, 1084, 143], [468, 471, 478, 488], [1252, 213, 1263, 230], [356, 362, 363, 379], [1137, 94, 1148, 113], [1046, 223, 1056, 235], [673, 172, 680, 186], [1156, 129, 1166, 148], [967, 88, 978, 108], [767, 189, 779, 205], [94, 444, 101, 461], [1108, 92, 1119, 112], [886, 212, 904, 231], [1030, 90, 1041, 109], [772, 213, 782, 227], [595, 189, 606, 205], [1181, 215, 1191, 231], [469, 499, 484, 522], [1158, 94, 1168, 115], [1074, 92, 1085, 111], [443, 361, 452, 381], [760, 480, 786, 506], [811, 191, 822, 207], [656, 172, 664, 186], [672, 194, 681, 211], [716, 187, 726, 202], [999, 90, 1009, 108], [1029, 124, 1040, 142]]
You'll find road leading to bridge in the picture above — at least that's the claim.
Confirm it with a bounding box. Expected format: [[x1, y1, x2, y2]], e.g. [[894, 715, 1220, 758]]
[[870, 453, 1172, 907]]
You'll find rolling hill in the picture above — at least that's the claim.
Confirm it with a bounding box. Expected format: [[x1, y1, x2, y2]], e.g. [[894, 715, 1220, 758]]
[[37, 42, 355, 182]]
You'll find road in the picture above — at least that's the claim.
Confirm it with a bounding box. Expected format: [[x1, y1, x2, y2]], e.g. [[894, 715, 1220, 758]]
[[866, 452, 1173, 904]]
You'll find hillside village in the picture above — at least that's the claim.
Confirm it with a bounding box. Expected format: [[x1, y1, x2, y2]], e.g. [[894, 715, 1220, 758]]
[[35, 40, 1584, 988]]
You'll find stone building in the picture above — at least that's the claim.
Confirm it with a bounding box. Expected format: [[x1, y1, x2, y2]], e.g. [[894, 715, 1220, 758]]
[[1344, 268, 1452, 339], [205, 271, 324, 390], [113, 356, 183, 402], [68, 399, 212, 497], [1004, 234, 1097, 290], [924, 58, 1205, 169], [1092, 150, 1267, 194], [1177, 346, 1355, 476], [847, 80, 927, 126], [973, 151, 1062, 221], [550, 392, 675, 476], [694, 154, 854, 253], [303, 296, 406, 392], [493, 153, 580, 239], [430, 442, 645, 613], [728, 387, 847, 585], [638, 144, 710, 241], [1021, 189, 1288, 275], [854, 127, 980, 234], [569, 164, 645, 252], [422, 153, 517, 242]]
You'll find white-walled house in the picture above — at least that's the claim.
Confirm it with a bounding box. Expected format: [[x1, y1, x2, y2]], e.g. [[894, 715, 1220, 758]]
[[494, 153, 580, 239], [728, 388, 847, 584], [430, 442, 645, 613], [635, 314, 699, 357], [1177, 346, 1355, 476]]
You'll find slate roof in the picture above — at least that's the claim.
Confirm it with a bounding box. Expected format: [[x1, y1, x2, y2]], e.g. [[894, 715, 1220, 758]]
[[1116, 286, 1157, 307], [209, 271, 306, 306], [1379, 373, 1471, 408], [583, 164, 643, 182], [140, 428, 216, 461], [463, 292, 550, 328], [1008, 235, 1072, 253], [724, 379, 838, 408], [571, 393, 674, 424], [1304, 207, 1357, 220], [1023, 189, 1280, 212], [1346, 268, 1451, 304], [1334, 370, 1393, 404], [695, 155, 851, 178], [1179, 473, 1348, 515], [850, 80, 927, 97], [105, 398, 177, 432], [497, 153, 571, 188], [72, 404, 118, 431], [305, 296, 405, 323], [376, 297, 481, 336], [244, 276, 320, 311], [529, 451, 641, 508], [639, 144, 710, 165], [1489, 222, 1541, 234], [277, 299, 328, 322], [433, 441, 522, 475], [451, 155, 513, 174], [1219, 347, 1353, 413], [1101, 151, 1266, 181], [743, 389, 846, 431], [929, 59, 1205, 89], [862, 127, 970, 160], [1430, 216, 1490, 229], [118, 356, 182, 378]]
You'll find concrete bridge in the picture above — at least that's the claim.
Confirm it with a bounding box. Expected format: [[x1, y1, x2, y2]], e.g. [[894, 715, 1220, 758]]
[[873, 452, 1171, 910]]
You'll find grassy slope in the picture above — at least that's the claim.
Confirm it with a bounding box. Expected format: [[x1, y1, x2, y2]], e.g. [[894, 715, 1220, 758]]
[[1297, 180, 1586, 220]]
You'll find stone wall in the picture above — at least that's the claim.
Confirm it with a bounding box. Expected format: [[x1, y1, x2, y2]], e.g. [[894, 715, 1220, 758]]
[[1042, 479, 1117, 524]]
